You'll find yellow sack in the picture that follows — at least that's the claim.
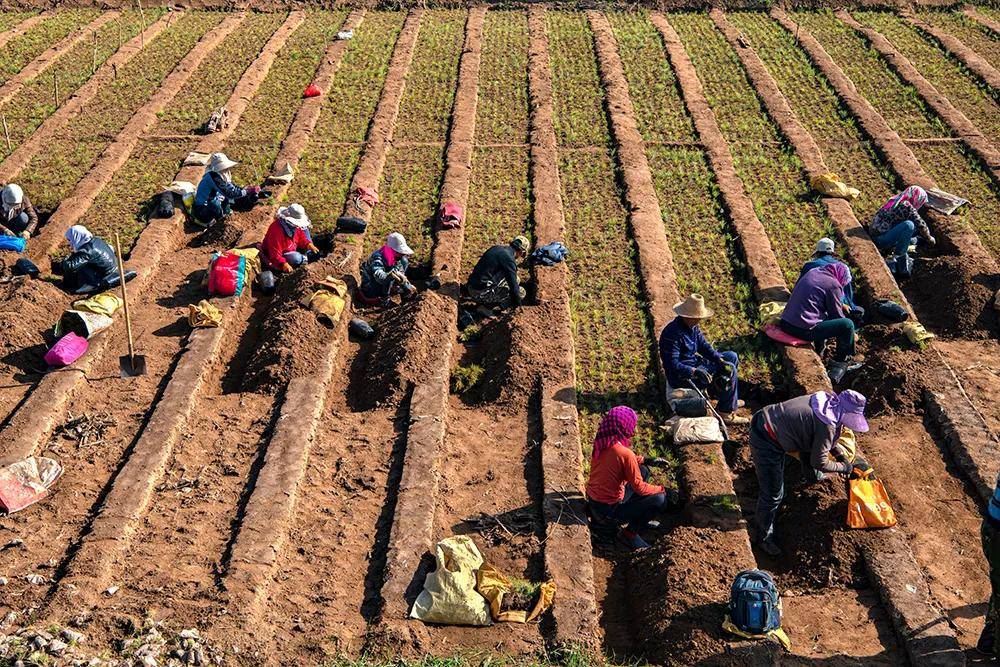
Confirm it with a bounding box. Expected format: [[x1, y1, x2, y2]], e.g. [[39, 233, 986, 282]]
[[758, 301, 786, 327], [301, 277, 349, 327], [722, 615, 792, 651], [188, 300, 223, 328], [228, 247, 261, 283], [846, 469, 897, 529], [901, 321, 935, 348], [410, 536, 492, 626], [72, 293, 123, 317], [476, 563, 556, 624], [831, 427, 857, 464], [810, 172, 860, 201]]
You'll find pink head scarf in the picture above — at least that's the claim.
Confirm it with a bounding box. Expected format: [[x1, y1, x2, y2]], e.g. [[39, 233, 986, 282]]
[[880, 186, 927, 213], [592, 406, 638, 462], [821, 261, 852, 288], [380, 244, 398, 268]]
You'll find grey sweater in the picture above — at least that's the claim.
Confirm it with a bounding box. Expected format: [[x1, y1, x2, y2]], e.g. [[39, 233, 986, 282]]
[[760, 395, 853, 475]]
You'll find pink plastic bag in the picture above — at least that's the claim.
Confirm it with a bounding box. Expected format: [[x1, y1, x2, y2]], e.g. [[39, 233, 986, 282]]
[[439, 201, 463, 230], [44, 332, 89, 367], [764, 323, 811, 348], [303, 83, 321, 98]]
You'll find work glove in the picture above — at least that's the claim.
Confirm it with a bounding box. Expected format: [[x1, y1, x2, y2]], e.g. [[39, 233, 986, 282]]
[[692, 367, 712, 386], [645, 457, 669, 469], [279, 262, 294, 274], [850, 461, 873, 479], [19, 231, 30, 240], [390, 271, 405, 284]]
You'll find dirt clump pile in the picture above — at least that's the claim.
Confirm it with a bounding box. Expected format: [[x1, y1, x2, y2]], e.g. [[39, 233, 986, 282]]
[[242, 263, 341, 394], [0, 278, 71, 376], [908, 254, 997, 338], [849, 325, 925, 415]]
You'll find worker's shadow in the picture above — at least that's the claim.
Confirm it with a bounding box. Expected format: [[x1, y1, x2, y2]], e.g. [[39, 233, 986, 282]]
[[2, 343, 49, 382]]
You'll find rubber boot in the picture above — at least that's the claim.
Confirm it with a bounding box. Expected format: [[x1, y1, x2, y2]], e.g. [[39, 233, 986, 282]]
[[977, 618, 996, 656], [894, 253, 911, 280]]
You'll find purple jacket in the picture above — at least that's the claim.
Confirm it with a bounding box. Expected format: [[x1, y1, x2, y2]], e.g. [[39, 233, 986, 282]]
[[781, 267, 845, 329]]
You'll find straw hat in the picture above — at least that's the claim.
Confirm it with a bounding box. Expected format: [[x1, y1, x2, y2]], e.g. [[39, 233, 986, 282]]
[[278, 203, 310, 229], [673, 294, 713, 319], [206, 152, 238, 173]]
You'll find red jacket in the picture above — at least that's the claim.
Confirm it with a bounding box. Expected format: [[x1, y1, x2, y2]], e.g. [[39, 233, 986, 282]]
[[262, 219, 310, 269], [586, 442, 664, 504]]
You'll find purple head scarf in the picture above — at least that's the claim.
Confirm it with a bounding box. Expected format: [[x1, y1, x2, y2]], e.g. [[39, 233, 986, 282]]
[[593, 406, 638, 462], [810, 390, 869, 433], [821, 261, 852, 288]]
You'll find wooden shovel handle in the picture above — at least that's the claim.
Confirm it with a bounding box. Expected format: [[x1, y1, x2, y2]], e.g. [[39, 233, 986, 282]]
[[113, 232, 135, 361]]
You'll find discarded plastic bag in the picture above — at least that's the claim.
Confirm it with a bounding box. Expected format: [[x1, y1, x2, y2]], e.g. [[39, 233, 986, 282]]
[[44, 333, 88, 368], [758, 301, 786, 326], [476, 563, 555, 624], [268, 162, 294, 184], [302, 277, 349, 327], [926, 188, 968, 215], [188, 300, 223, 328], [0, 236, 26, 253], [410, 535, 492, 626], [183, 152, 211, 167], [439, 201, 463, 230], [303, 83, 322, 98], [672, 416, 724, 444], [764, 323, 810, 348], [901, 321, 934, 347], [72, 293, 123, 317], [809, 172, 860, 201], [0, 457, 63, 514], [831, 427, 857, 464], [847, 469, 897, 529], [55, 310, 114, 340]]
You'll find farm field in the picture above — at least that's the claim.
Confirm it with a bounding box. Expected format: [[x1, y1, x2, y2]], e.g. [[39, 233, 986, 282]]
[[0, 5, 998, 666]]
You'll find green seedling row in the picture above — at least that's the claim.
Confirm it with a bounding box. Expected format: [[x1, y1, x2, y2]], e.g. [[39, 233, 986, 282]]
[[548, 11, 666, 461], [729, 13, 897, 221], [608, 12, 777, 386], [85, 14, 290, 247], [856, 11, 999, 143], [464, 11, 531, 275], [289, 12, 406, 234], [155, 12, 287, 136], [0, 11, 149, 159], [228, 11, 348, 187], [917, 11, 1000, 79], [17, 12, 224, 215], [0, 10, 100, 86], [794, 11, 1000, 261], [367, 10, 466, 263], [0, 12, 36, 34], [670, 13, 837, 285]]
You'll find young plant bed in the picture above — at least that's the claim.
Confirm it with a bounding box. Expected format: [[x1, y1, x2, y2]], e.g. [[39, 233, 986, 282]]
[[0, 9, 99, 86], [0, 11, 37, 36], [919, 10, 1000, 69], [366, 9, 466, 264], [0, 11, 149, 158], [14, 11, 223, 214]]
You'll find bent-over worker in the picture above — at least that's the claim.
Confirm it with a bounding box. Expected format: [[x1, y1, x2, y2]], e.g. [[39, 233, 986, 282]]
[[749, 390, 870, 556], [780, 262, 861, 380], [1, 184, 38, 239], [466, 236, 528, 310], [261, 204, 318, 273], [659, 294, 746, 425], [869, 186, 934, 280], [359, 232, 415, 304], [800, 237, 863, 325], [192, 152, 263, 229], [57, 225, 121, 294], [585, 406, 671, 551], [978, 474, 1000, 658]]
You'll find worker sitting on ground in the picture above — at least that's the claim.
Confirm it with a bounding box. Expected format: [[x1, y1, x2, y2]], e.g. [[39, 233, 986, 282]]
[[800, 237, 863, 326], [585, 406, 672, 551], [869, 186, 935, 280], [978, 473, 1000, 658], [465, 236, 528, 312], [55, 225, 125, 294], [659, 294, 747, 426], [192, 152, 265, 229], [358, 232, 416, 305], [261, 204, 319, 274], [749, 390, 870, 556], [780, 261, 862, 381], [1, 184, 38, 239]]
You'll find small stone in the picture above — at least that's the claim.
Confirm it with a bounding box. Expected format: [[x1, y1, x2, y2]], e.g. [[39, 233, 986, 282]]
[[31, 635, 47, 650], [3, 539, 24, 550], [62, 628, 85, 644], [47, 638, 68, 654], [141, 656, 158, 667], [105, 585, 119, 596], [178, 629, 200, 640], [0, 577, 7, 586], [24, 574, 46, 585]]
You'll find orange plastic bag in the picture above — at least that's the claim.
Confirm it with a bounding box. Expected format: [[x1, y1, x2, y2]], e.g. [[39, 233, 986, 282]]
[[846, 470, 897, 529]]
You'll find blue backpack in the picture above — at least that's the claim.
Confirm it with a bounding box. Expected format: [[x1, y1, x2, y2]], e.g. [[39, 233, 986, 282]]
[[530, 241, 568, 267], [729, 569, 781, 635]]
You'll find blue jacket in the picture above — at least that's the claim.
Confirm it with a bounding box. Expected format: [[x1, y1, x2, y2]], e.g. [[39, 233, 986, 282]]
[[989, 474, 1000, 528], [194, 171, 247, 207], [800, 254, 858, 311], [658, 318, 724, 388]]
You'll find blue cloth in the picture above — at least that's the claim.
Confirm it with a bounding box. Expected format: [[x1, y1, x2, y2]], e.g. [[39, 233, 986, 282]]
[[801, 255, 860, 312], [588, 465, 666, 533], [284, 251, 307, 267], [531, 241, 568, 266], [194, 171, 247, 208], [874, 220, 916, 276], [990, 473, 1000, 526]]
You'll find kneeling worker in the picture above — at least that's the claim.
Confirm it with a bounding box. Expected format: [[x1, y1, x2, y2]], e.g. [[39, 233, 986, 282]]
[[57, 225, 123, 294], [659, 294, 746, 425], [749, 389, 870, 556], [1, 184, 38, 239], [466, 236, 528, 311], [192, 152, 264, 229], [359, 232, 416, 305], [261, 204, 318, 274]]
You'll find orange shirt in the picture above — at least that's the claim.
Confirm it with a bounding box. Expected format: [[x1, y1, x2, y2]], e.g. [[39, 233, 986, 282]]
[[586, 442, 664, 505]]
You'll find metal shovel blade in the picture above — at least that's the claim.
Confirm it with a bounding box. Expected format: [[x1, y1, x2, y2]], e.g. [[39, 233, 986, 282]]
[[120, 354, 147, 378]]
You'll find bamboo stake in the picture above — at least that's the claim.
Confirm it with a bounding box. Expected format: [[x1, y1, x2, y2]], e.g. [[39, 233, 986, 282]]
[[53, 72, 59, 107], [92, 29, 98, 74], [2, 116, 10, 153], [117, 19, 122, 52], [137, 0, 146, 50]]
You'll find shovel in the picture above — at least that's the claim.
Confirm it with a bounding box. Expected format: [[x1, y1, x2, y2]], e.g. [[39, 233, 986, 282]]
[[687, 379, 730, 442], [114, 232, 146, 378]]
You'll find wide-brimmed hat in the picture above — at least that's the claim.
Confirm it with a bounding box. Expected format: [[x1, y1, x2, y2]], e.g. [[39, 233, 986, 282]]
[[1, 183, 23, 207], [387, 232, 414, 256], [673, 294, 713, 319], [814, 237, 835, 254], [278, 203, 310, 228], [811, 390, 869, 433], [206, 152, 238, 173]]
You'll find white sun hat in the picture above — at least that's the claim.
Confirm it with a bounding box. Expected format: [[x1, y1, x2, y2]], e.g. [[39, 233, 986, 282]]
[[278, 203, 311, 229], [386, 232, 414, 256]]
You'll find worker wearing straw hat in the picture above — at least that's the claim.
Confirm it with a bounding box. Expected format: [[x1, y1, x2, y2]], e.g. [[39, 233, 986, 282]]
[[659, 294, 747, 425], [192, 152, 268, 229]]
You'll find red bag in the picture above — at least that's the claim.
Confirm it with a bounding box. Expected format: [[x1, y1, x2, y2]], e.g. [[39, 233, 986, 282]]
[[44, 333, 88, 367], [355, 186, 379, 209], [208, 252, 248, 297], [303, 83, 322, 98], [439, 201, 463, 229]]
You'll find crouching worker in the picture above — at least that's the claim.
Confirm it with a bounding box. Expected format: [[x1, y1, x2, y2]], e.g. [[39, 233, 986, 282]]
[[261, 204, 318, 274], [358, 232, 416, 305], [466, 236, 528, 312], [801, 238, 863, 326], [659, 294, 746, 426], [586, 406, 673, 551], [192, 153, 265, 229], [749, 390, 869, 556], [978, 474, 1000, 658], [56, 225, 127, 294], [869, 186, 935, 280], [1, 184, 38, 239]]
